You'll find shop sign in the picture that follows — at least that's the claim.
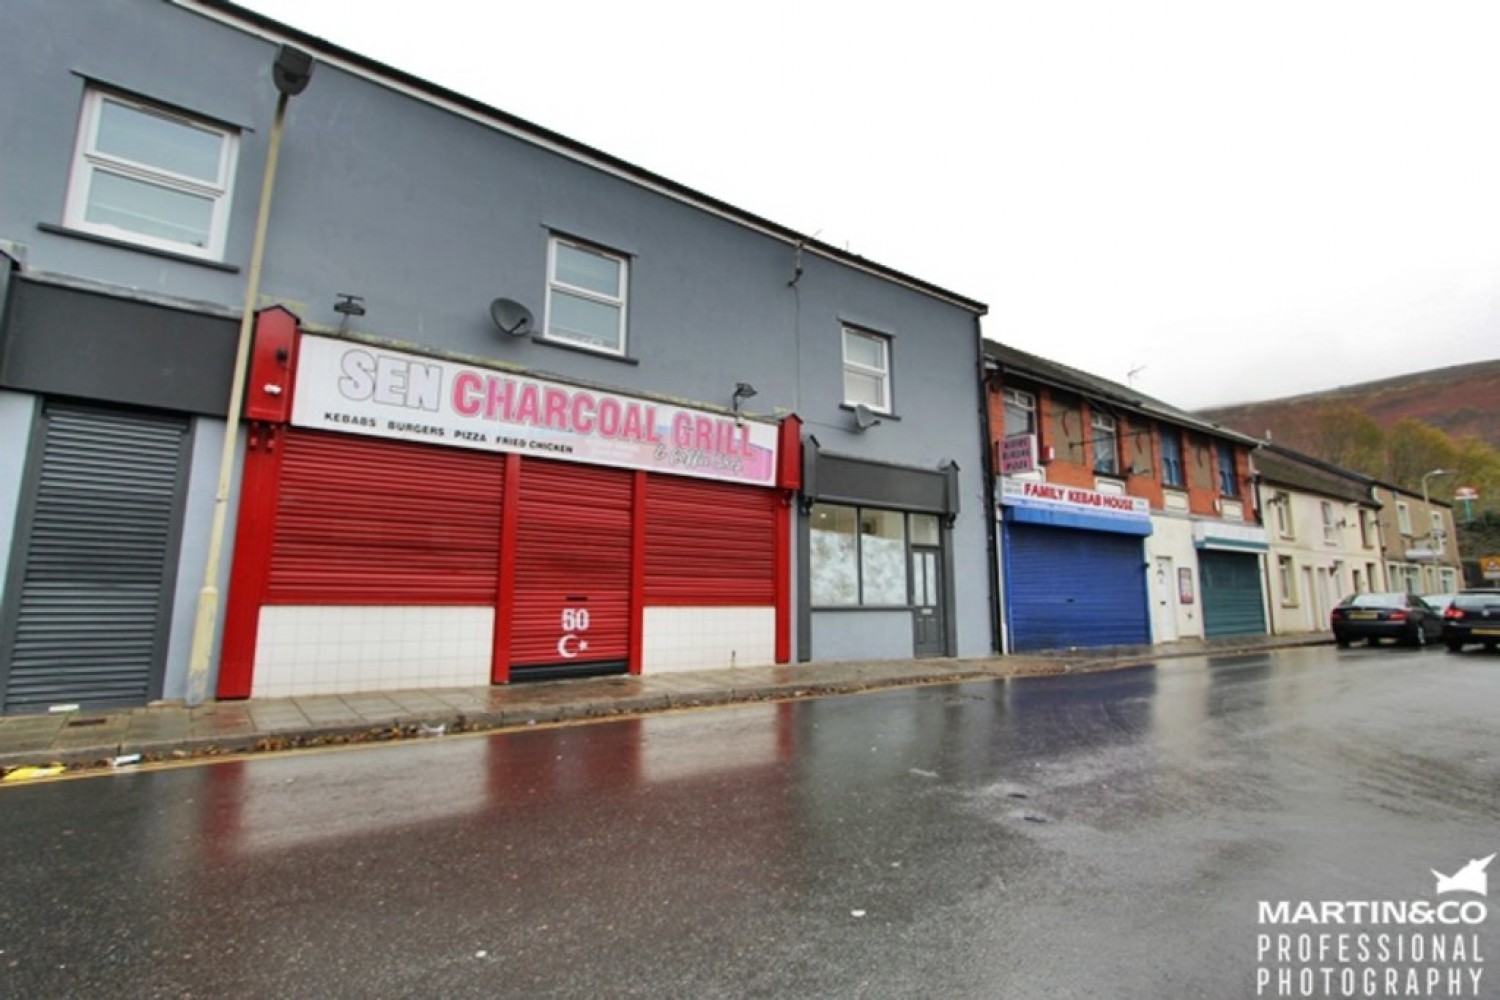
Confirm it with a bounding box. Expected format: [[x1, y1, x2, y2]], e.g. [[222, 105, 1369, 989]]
[[1000, 477, 1150, 519], [290, 335, 779, 486], [1194, 520, 1269, 552], [1000, 434, 1038, 474], [1483, 556, 1500, 580]]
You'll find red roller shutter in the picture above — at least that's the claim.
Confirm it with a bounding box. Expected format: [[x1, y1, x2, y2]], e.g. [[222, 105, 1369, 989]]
[[644, 476, 777, 604], [267, 430, 503, 604], [509, 459, 632, 670]]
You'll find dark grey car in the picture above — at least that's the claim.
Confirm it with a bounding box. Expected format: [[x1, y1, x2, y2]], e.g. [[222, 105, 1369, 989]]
[[1441, 589, 1500, 652], [1330, 591, 1442, 648]]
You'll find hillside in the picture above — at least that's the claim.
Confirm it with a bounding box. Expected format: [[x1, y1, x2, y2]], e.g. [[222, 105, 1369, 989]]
[[1197, 360, 1500, 453]]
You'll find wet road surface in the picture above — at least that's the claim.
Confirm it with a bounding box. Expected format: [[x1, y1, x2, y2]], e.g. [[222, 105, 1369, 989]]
[[1, 645, 1497, 998]]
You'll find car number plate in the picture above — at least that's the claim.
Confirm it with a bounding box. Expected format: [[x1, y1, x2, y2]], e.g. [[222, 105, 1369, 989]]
[[1348, 611, 1379, 620]]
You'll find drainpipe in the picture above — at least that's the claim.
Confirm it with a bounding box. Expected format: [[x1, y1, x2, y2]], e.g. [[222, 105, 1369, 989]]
[[185, 46, 313, 707], [977, 334, 1003, 654]]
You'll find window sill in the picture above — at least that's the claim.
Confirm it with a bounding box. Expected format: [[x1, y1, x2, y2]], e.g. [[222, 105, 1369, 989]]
[[837, 403, 901, 421], [38, 223, 240, 273], [530, 334, 639, 365]]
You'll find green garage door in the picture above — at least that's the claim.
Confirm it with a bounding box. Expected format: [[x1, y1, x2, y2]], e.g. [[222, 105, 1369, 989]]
[[1199, 549, 1266, 637]]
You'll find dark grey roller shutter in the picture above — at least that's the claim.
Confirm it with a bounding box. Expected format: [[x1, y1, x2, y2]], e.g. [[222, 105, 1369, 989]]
[[1200, 550, 1266, 637], [2, 403, 189, 712]]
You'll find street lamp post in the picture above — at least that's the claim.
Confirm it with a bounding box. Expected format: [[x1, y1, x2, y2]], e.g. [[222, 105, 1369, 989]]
[[1421, 468, 1455, 510], [184, 45, 313, 708]]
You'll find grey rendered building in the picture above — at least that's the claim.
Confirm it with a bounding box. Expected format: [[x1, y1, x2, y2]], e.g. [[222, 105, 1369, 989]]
[[0, 0, 991, 711]]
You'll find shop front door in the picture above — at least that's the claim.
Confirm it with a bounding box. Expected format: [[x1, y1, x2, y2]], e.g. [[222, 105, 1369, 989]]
[[912, 546, 945, 657]]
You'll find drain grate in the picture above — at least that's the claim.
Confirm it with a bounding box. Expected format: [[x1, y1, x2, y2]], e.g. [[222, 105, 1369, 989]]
[[64, 717, 108, 728]]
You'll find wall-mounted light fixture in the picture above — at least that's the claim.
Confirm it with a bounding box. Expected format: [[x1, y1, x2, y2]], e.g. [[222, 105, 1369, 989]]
[[731, 382, 757, 425], [334, 293, 365, 333]]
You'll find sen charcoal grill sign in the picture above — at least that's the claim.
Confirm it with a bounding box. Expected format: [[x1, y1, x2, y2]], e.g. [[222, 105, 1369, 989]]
[[292, 335, 779, 486]]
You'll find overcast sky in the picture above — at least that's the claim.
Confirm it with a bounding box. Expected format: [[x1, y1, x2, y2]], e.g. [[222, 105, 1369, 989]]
[[235, 0, 1500, 410]]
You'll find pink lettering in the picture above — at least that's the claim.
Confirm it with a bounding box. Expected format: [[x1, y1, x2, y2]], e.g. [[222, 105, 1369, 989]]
[[543, 387, 569, 430], [452, 371, 481, 417], [570, 392, 596, 435], [514, 384, 540, 425], [598, 398, 621, 437], [621, 404, 643, 442], [672, 412, 694, 448], [486, 377, 513, 420]]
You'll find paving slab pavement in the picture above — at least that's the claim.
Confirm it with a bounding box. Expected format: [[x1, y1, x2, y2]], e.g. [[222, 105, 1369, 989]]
[[0, 634, 1328, 775]]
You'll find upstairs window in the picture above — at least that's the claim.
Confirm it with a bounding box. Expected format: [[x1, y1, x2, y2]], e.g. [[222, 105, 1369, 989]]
[[65, 89, 239, 259], [1321, 501, 1337, 543], [1396, 501, 1412, 536], [546, 237, 629, 355], [1003, 388, 1035, 436], [1159, 427, 1185, 487], [1216, 442, 1238, 497], [842, 328, 891, 413], [1091, 412, 1118, 476], [1273, 492, 1293, 537]]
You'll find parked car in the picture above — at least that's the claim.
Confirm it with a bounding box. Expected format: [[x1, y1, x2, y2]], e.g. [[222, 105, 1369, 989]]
[[1422, 593, 1458, 615], [1330, 592, 1443, 648], [1441, 589, 1500, 653]]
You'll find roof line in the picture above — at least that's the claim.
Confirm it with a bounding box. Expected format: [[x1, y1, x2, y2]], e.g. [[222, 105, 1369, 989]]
[[173, 0, 988, 316], [983, 340, 1262, 446]]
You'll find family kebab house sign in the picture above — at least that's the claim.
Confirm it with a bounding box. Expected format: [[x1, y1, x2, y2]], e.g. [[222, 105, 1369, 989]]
[[290, 335, 780, 486]]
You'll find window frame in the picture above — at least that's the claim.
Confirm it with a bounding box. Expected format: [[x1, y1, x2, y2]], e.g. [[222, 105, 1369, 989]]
[[1215, 442, 1238, 497], [63, 88, 240, 260], [1159, 427, 1185, 488], [1090, 412, 1119, 476], [1321, 501, 1337, 544], [809, 502, 935, 609], [1396, 501, 1412, 536], [1002, 387, 1036, 437], [841, 327, 893, 414], [544, 235, 630, 356], [1278, 555, 1298, 605], [1273, 492, 1293, 538]]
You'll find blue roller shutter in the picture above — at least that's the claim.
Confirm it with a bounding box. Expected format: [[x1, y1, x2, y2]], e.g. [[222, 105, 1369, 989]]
[[1200, 550, 1266, 637], [1004, 523, 1149, 652]]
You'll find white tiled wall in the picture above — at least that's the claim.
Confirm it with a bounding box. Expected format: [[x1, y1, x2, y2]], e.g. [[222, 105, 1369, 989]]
[[642, 606, 775, 673], [253, 606, 493, 698]]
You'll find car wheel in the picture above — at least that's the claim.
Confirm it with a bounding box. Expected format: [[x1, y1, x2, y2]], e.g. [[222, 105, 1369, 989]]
[[1412, 625, 1427, 648], [1446, 641, 1463, 653], [1335, 637, 1350, 649]]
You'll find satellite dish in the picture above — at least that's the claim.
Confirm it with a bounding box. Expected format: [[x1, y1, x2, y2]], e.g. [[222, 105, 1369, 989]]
[[489, 298, 534, 337], [853, 403, 882, 430]]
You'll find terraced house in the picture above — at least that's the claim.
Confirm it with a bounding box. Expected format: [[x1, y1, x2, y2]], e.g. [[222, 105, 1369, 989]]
[[983, 344, 1268, 652], [0, 0, 991, 713]]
